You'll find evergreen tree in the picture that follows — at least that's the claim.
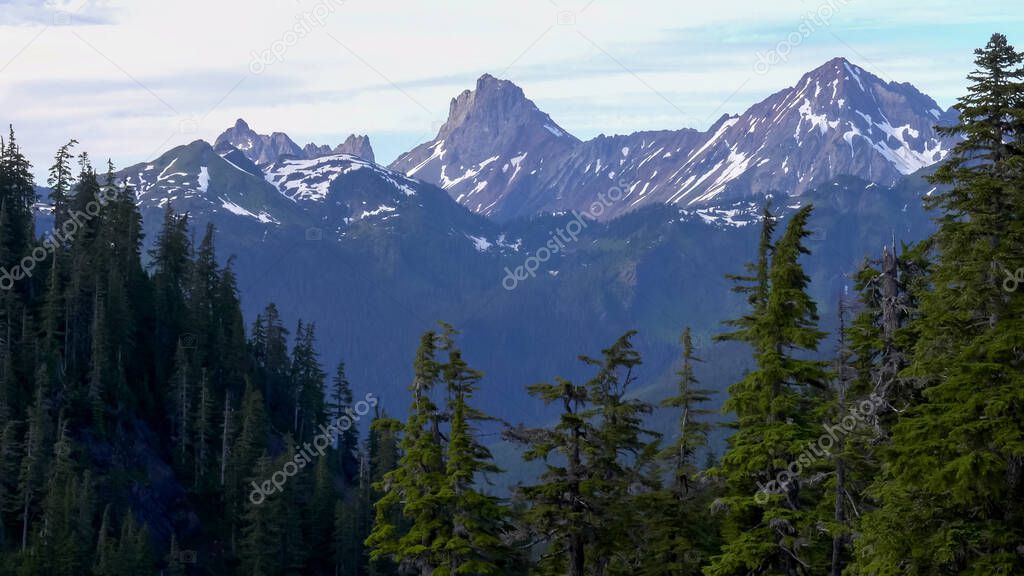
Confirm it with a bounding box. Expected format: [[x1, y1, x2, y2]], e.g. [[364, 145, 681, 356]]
[[707, 206, 830, 576], [0, 420, 19, 548], [249, 303, 290, 430], [854, 33, 1024, 575], [193, 370, 214, 490], [290, 320, 326, 442], [511, 331, 658, 576], [662, 328, 715, 495], [87, 292, 107, 435], [239, 455, 280, 576], [46, 140, 77, 239], [437, 325, 508, 575], [149, 206, 191, 383], [0, 126, 37, 276], [367, 331, 446, 576], [168, 340, 191, 465], [328, 360, 360, 484], [638, 328, 719, 576], [227, 382, 269, 554], [91, 506, 115, 576], [165, 533, 185, 576], [17, 367, 52, 552]]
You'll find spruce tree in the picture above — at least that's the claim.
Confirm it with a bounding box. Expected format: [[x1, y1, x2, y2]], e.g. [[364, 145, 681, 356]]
[[511, 331, 658, 576], [18, 366, 53, 552]]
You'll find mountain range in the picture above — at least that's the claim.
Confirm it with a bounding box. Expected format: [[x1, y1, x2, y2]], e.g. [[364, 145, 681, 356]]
[[31, 57, 951, 436], [391, 57, 956, 221]]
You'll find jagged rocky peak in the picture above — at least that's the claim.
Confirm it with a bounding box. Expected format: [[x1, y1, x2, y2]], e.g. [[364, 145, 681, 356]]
[[214, 118, 304, 165], [302, 135, 374, 162], [390, 58, 958, 222], [333, 134, 374, 162], [217, 119, 376, 165], [437, 73, 576, 141], [303, 142, 333, 158], [388, 73, 578, 217]]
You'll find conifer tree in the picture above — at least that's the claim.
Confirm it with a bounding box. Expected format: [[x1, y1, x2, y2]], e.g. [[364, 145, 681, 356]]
[[328, 360, 360, 484], [662, 328, 715, 495], [239, 455, 280, 576], [18, 366, 53, 552], [92, 505, 115, 576], [854, 33, 1024, 575], [149, 206, 191, 381], [227, 382, 269, 552], [46, 140, 78, 233], [707, 206, 830, 576], [638, 328, 719, 576], [437, 326, 508, 575], [88, 292, 107, 435], [309, 453, 337, 573], [0, 420, 19, 548], [168, 341, 191, 464], [290, 320, 326, 441], [249, 303, 290, 429], [511, 331, 658, 576], [0, 126, 37, 275], [367, 331, 446, 576], [165, 533, 185, 576], [194, 370, 214, 489]]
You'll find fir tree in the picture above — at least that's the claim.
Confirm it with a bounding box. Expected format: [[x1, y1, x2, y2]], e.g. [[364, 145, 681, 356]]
[[854, 33, 1024, 575], [367, 331, 447, 576], [17, 366, 52, 552], [707, 206, 830, 576], [46, 140, 78, 233], [328, 360, 360, 484], [437, 325, 508, 575], [639, 328, 719, 576]]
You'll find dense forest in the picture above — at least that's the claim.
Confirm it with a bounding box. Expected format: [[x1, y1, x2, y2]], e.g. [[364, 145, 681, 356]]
[[0, 33, 1021, 575]]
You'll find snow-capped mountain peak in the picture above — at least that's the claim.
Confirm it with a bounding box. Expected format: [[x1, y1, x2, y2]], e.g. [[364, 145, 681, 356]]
[[390, 73, 578, 218], [391, 58, 958, 222]]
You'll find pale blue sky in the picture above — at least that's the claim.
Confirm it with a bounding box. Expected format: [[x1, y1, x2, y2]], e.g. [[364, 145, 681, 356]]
[[1, 0, 1021, 181]]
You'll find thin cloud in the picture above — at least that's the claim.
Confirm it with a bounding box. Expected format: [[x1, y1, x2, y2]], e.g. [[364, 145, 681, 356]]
[[0, 0, 118, 26]]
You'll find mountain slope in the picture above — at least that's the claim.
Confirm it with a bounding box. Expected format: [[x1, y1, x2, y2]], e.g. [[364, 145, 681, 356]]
[[119, 139, 309, 228], [389, 73, 579, 217], [391, 58, 956, 221]]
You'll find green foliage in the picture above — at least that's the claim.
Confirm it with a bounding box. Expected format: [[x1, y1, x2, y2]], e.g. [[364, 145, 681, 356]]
[[367, 325, 510, 576], [706, 205, 831, 576], [853, 33, 1024, 576]]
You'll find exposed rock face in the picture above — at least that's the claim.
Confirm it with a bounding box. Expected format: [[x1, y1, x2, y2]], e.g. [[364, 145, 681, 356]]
[[332, 134, 374, 163], [389, 73, 579, 217], [214, 118, 305, 165], [215, 119, 375, 165], [391, 59, 957, 221]]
